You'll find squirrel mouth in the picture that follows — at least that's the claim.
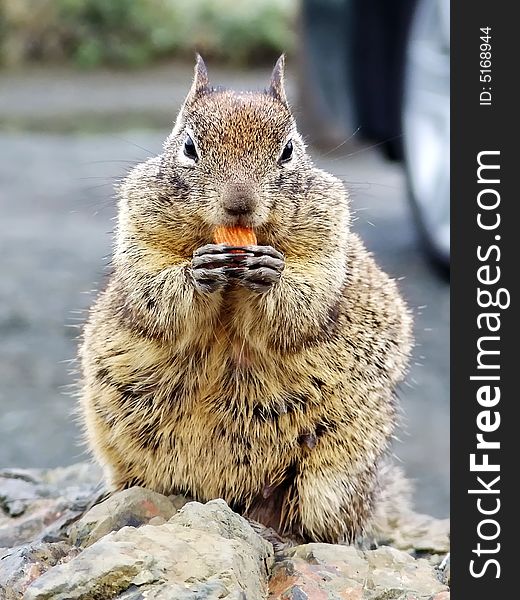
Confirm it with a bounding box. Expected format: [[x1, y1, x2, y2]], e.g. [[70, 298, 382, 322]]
[[221, 214, 258, 229], [236, 215, 255, 228]]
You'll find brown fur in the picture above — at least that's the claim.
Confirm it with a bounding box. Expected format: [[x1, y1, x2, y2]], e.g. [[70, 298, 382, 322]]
[[79, 56, 413, 544]]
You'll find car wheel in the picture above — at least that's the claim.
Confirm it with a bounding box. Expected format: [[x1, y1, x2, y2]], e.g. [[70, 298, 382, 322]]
[[402, 0, 450, 270]]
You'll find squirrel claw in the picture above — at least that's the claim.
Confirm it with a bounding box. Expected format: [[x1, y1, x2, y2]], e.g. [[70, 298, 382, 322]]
[[191, 244, 247, 293], [239, 266, 283, 293], [242, 245, 284, 261], [192, 252, 245, 270], [190, 265, 228, 294], [191, 244, 284, 293], [236, 246, 285, 293], [193, 243, 230, 257]]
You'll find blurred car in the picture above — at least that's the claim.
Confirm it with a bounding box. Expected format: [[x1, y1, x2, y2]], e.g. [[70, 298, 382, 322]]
[[298, 0, 450, 270]]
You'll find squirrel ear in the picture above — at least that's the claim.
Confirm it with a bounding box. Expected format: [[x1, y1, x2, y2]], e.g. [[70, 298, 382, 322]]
[[186, 53, 210, 102], [268, 54, 287, 104]]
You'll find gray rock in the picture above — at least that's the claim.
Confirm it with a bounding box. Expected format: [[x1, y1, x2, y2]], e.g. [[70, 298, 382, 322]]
[[147, 516, 167, 527], [116, 580, 247, 599], [269, 543, 448, 600], [0, 541, 78, 599], [0, 498, 71, 549], [0, 463, 450, 599], [439, 553, 450, 586], [170, 498, 272, 559], [0, 474, 39, 517], [168, 493, 192, 512], [365, 545, 447, 598], [68, 486, 177, 547], [376, 511, 450, 556], [24, 500, 273, 600], [0, 463, 105, 548], [40, 463, 103, 488]]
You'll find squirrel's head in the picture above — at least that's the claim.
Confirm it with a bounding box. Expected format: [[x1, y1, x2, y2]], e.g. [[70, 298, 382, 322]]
[[162, 54, 309, 230], [119, 55, 348, 258]]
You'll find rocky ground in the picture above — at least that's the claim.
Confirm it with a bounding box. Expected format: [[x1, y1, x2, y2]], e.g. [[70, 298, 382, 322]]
[[0, 462, 449, 599]]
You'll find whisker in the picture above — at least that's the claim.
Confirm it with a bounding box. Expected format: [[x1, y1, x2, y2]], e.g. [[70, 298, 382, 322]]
[[110, 135, 159, 157], [325, 134, 403, 162], [80, 159, 144, 166], [319, 126, 362, 157]]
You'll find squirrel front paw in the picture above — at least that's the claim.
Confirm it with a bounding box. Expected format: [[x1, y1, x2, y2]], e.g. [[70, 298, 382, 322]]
[[191, 244, 284, 294], [190, 243, 241, 294], [232, 245, 285, 294]]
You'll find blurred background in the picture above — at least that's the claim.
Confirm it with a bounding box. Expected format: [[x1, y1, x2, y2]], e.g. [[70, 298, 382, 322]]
[[0, 0, 449, 517]]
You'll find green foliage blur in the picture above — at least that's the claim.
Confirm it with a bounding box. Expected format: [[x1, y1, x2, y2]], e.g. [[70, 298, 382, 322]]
[[1, 0, 296, 68]]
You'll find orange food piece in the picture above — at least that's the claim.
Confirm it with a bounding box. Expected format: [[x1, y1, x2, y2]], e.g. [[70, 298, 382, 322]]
[[213, 225, 257, 249]]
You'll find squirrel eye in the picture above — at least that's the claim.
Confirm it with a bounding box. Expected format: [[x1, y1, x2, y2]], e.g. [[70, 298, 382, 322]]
[[183, 134, 198, 161], [279, 140, 293, 164]]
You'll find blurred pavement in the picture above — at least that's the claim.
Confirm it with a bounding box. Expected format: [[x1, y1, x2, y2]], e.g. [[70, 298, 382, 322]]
[[0, 64, 449, 517]]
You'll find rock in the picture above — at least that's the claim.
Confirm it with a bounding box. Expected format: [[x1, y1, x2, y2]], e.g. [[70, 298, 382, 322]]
[[68, 486, 176, 547], [116, 580, 248, 599], [148, 516, 167, 526], [377, 512, 450, 556], [0, 463, 450, 599], [269, 544, 365, 599], [0, 541, 78, 599], [0, 473, 39, 517], [437, 553, 450, 586], [168, 494, 192, 512], [170, 498, 272, 560], [365, 546, 447, 597], [24, 500, 273, 600], [0, 498, 63, 549], [40, 463, 103, 488], [0, 463, 104, 548], [268, 543, 448, 600]]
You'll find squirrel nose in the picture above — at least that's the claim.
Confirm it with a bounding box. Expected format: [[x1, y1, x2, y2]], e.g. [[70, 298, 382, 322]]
[[222, 182, 257, 216]]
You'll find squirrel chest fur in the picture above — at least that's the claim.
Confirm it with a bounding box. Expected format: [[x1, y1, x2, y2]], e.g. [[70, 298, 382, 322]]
[[79, 55, 413, 544]]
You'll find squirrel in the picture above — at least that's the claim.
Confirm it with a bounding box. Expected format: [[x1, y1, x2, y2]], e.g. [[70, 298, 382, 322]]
[[79, 55, 413, 545]]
